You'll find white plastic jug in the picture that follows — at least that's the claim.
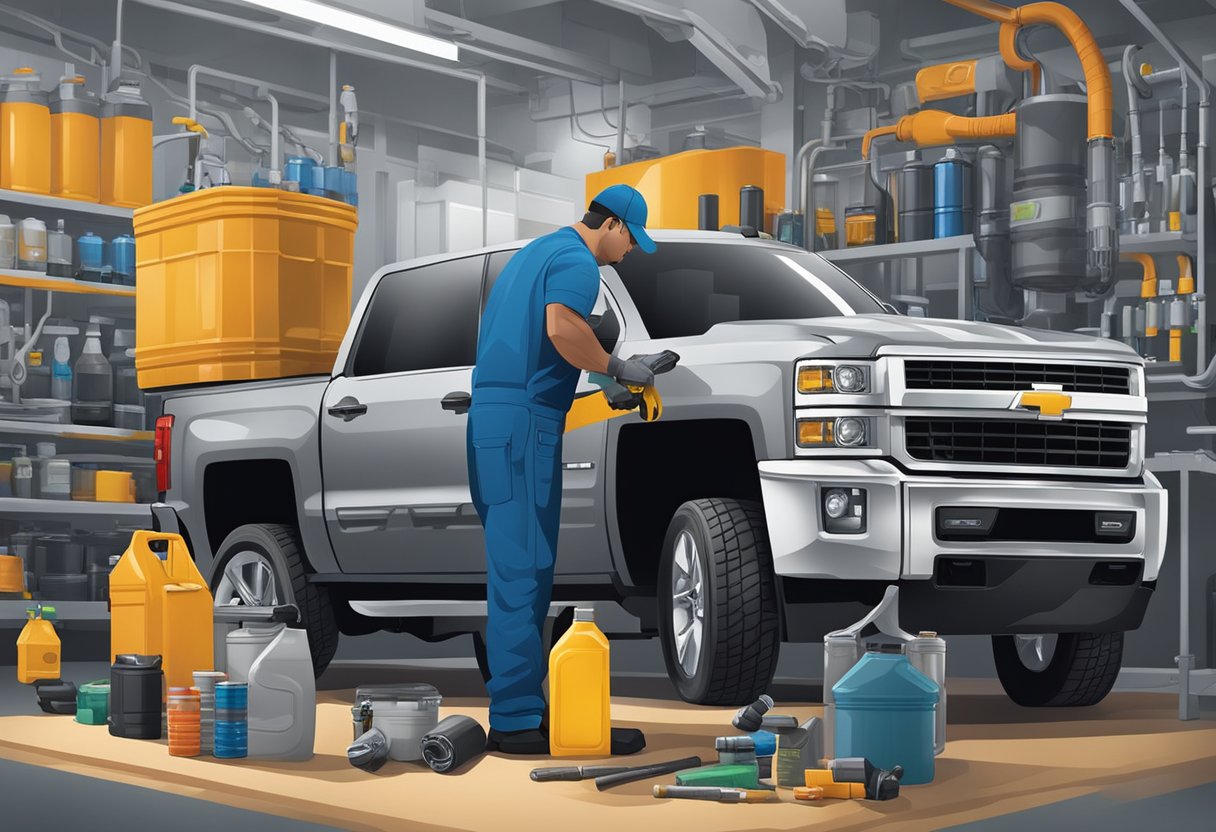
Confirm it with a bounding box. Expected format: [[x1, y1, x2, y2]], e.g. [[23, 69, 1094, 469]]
[[246, 626, 315, 761], [225, 624, 279, 683]]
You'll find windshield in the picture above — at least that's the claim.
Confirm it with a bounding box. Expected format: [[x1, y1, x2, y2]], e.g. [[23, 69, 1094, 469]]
[[609, 241, 885, 339]]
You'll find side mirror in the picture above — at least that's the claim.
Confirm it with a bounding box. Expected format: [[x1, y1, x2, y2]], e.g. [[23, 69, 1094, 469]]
[[591, 307, 621, 352]]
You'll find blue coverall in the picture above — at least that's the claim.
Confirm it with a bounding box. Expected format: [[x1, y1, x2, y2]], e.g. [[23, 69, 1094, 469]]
[[467, 226, 601, 732]]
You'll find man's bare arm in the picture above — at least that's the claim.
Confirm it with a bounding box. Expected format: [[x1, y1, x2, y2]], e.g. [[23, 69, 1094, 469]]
[[546, 303, 611, 374]]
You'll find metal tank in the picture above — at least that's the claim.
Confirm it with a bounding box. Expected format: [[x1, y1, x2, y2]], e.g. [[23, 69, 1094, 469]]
[[1010, 94, 1093, 291]]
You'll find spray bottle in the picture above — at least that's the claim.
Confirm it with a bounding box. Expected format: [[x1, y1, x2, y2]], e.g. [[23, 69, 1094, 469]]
[[50, 336, 71, 401]]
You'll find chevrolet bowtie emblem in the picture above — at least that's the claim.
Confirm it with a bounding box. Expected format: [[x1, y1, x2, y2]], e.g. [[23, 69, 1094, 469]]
[[1016, 391, 1072, 417]]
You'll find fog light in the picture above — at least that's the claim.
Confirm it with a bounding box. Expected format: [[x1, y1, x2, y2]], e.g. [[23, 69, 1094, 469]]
[[823, 487, 868, 534], [834, 416, 866, 447], [824, 488, 849, 519]]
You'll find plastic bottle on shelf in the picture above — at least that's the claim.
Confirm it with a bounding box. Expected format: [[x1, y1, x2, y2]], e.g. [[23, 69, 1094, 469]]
[[11, 452, 32, 499], [0, 214, 15, 270], [17, 218, 47, 272], [32, 442, 55, 500], [77, 231, 104, 282], [50, 336, 72, 401], [42, 458, 71, 501], [72, 323, 112, 426], [110, 233, 135, 286], [47, 219, 72, 278]]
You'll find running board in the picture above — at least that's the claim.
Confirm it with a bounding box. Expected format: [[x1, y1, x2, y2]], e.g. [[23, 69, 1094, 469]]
[[347, 599, 642, 634]]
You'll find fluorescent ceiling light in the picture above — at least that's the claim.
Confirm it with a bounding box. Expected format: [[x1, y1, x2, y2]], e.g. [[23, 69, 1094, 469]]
[[239, 0, 459, 61]]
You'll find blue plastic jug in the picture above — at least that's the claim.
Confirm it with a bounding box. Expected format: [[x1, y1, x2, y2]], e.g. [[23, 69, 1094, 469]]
[[933, 148, 973, 238], [284, 156, 316, 191], [832, 651, 938, 785], [110, 234, 135, 286], [77, 232, 105, 281], [324, 166, 343, 200]]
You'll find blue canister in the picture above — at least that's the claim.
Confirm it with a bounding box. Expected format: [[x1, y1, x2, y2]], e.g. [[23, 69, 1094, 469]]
[[214, 681, 248, 758], [308, 164, 326, 196], [343, 169, 358, 206], [324, 165, 344, 201], [749, 730, 777, 757], [110, 234, 135, 286], [832, 651, 939, 785], [933, 148, 974, 239], [284, 155, 317, 190], [77, 232, 105, 281]]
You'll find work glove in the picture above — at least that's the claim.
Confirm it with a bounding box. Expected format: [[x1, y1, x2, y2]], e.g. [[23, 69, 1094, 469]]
[[588, 373, 643, 410], [607, 354, 655, 388]]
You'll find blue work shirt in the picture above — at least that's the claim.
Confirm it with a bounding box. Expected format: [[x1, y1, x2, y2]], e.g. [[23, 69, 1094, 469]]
[[472, 227, 601, 413]]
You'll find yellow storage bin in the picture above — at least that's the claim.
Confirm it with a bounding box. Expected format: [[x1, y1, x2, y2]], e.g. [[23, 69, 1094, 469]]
[[585, 147, 785, 234], [110, 531, 213, 692], [133, 187, 358, 389]]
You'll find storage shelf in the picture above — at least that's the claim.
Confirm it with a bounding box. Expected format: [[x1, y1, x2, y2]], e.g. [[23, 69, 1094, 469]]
[[0, 188, 133, 220], [1118, 230, 1198, 255], [0, 419, 151, 443], [818, 234, 975, 263], [0, 600, 110, 622], [0, 497, 152, 520], [0, 270, 135, 297]]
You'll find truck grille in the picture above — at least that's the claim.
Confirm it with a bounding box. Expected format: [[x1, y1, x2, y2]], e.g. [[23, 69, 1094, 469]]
[[904, 418, 1132, 468], [904, 360, 1131, 394]]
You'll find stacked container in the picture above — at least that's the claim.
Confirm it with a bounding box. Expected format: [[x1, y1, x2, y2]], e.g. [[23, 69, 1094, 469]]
[[168, 686, 202, 757], [194, 670, 227, 755], [100, 80, 152, 208], [109, 653, 163, 739], [214, 681, 248, 759], [50, 73, 100, 202], [0, 68, 51, 195]]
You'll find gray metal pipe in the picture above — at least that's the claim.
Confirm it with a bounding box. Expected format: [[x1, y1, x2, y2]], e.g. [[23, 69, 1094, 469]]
[[478, 75, 487, 247], [188, 64, 279, 182], [329, 51, 337, 168], [616, 77, 626, 163], [1123, 45, 1147, 225]]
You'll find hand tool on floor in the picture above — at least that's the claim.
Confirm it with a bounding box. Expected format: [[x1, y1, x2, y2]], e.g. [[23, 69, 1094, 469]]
[[794, 786, 825, 801], [593, 755, 702, 790], [653, 786, 777, 803], [565, 350, 680, 432], [819, 757, 904, 801], [732, 694, 773, 732], [531, 764, 632, 782]]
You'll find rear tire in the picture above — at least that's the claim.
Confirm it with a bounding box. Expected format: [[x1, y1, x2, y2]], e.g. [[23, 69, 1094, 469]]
[[657, 498, 780, 705], [211, 523, 339, 678], [992, 631, 1124, 707]]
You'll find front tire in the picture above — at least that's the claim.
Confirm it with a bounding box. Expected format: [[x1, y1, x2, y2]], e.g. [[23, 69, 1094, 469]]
[[992, 631, 1124, 707], [211, 523, 339, 677], [657, 498, 780, 705]]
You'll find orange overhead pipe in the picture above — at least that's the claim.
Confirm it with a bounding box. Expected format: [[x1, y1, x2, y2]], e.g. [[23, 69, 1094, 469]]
[[1122, 252, 1157, 299], [862, 110, 1017, 158], [1177, 255, 1195, 295], [998, 22, 1042, 94], [942, 0, 1113, 140]]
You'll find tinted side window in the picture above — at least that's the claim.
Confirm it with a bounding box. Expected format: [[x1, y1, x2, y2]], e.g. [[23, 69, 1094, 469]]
[[352, 256, 485, 376], [482, 249, 519, 312]]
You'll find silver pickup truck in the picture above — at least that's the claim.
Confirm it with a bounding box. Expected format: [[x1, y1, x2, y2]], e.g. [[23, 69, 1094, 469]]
[[150, 229, 1166, 709]]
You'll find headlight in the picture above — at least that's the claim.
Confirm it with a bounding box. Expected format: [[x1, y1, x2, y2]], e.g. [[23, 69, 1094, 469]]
[[796, 364, 871, 394], [796, 416, 875, 448]]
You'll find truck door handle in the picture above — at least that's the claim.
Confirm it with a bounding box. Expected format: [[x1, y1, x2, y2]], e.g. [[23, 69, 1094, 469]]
[[327, 396, 368, 421], [441, 391, 471, 415]]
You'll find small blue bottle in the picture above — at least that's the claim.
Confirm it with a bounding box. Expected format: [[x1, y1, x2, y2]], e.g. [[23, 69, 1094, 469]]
[[110, 234, 135, 286], [77, 232, 105, 282]]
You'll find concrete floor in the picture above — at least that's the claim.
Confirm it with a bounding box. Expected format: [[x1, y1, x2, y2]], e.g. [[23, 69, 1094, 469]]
[[0, 631, 1213, 830]]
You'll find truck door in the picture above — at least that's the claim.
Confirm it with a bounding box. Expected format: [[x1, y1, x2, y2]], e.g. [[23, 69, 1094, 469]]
[[322, 255, 487, 575]]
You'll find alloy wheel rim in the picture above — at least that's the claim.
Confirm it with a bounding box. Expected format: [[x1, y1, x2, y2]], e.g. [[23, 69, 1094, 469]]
[[1014, 633, 1058, 672], [214, 549, 281, 608], [671, 530, 705, 678]]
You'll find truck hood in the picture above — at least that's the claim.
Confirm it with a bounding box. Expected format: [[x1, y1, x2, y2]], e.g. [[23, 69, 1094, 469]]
[[707, 314, 1141, 361]]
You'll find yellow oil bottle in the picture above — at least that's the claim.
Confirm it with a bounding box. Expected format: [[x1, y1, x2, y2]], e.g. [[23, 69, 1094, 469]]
[[50, 73, 100, 202], [100, 79, 152, 208], [17, 604, 60, 684], [548, 607, 611, 757], [0, 68, 52, 195]]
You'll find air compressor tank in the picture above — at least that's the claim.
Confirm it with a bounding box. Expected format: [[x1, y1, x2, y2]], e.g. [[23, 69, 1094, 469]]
[[1010, 94, 1092, 291], [933, 148, 973, 238], [51, 74, 100, 202], [0, 68, 52, 195], [100, 79, 153, 208], [898, 154, 933, 243]]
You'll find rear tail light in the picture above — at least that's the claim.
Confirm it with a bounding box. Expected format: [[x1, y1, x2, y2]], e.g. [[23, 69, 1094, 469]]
[[155, 415, 174, 492]]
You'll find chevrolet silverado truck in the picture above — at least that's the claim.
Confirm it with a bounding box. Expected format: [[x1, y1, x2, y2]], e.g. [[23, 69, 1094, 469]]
[[150, 229, 1166, 708]]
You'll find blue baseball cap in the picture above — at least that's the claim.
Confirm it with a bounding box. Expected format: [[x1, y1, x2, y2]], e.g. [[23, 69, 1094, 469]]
[[589, 184, 656, 253]]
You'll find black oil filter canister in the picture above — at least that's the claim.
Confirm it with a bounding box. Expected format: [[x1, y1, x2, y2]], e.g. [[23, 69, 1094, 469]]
[[698, 193, 719, 231], [739, 185, 764, 233], [1010, 94, 1092, 291], [109, 653, 163, 739], [898, 156, 934, 242], [421, 715, 487, 773]]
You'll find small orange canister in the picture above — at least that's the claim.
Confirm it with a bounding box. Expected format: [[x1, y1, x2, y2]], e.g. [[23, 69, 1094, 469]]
[[168, 686, 201, 757]]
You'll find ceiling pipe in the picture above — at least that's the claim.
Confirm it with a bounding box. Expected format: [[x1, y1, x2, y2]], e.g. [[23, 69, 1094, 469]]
[[188, 65, 279, 182]]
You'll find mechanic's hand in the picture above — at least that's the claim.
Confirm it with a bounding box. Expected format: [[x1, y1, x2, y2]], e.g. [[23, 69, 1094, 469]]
[[607, 354, 655, 388]]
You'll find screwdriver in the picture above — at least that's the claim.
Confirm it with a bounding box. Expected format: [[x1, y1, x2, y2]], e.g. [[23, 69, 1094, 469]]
[[653, 785, 777, 803]]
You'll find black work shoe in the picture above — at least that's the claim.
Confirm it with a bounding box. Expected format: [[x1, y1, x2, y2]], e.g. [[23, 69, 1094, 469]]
[[486, 727, 549, 755], [611, 727, 646, 756]]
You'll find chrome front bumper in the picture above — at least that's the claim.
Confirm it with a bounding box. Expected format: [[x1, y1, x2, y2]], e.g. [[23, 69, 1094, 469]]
[[757, 459, 1167, 581]]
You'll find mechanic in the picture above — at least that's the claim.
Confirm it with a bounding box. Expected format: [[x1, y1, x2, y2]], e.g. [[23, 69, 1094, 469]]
[[467, 184, 658, 755]]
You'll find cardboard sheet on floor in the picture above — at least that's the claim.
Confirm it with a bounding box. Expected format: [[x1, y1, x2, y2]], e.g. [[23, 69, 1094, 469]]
[[0, 687, 1214, 832]]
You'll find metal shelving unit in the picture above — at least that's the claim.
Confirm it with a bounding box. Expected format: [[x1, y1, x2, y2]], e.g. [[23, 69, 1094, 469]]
[[0, 188, 134, 220], [0, 600, 110, 621], [0, 419, 152, 443], [0, 270, 135, 298]]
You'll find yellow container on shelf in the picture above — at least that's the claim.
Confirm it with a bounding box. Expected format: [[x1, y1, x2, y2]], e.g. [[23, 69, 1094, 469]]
[[17, 604, 59, 684], [109, 531, 213, 690], [50, 74, 100, 203], [133, 186, 358, 389], [585, 146, 785, 233], [100, 79, 152, 208], [548, 607, 611, 757], [844, 206, 877, 247], [0, 68, 52, 195], [0, 553, 24, 593], [96, 470, 134, 502]]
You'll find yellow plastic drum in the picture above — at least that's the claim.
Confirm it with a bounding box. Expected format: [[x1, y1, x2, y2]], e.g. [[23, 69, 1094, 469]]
[[134, 187, 358, 389], [51, 76, 100, 202], [0, 68, 51, 195], [585, 146, 785, 233], [100, 80, 152, 208]]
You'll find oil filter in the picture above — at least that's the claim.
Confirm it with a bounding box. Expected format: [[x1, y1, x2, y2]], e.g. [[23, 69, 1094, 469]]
[[421, 715, 487, 773], [1010, 95, 1091, 291], [698, 193, 719, 231], [898, 155, 933, 243], [933, 148, 973, 238], [348, 727, 391, 772], [739, 185, 764, 233]]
